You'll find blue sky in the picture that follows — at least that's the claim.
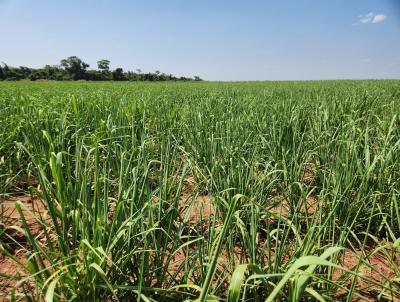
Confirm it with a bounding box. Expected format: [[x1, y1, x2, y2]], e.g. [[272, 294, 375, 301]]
[[0, 0, 399, 80]]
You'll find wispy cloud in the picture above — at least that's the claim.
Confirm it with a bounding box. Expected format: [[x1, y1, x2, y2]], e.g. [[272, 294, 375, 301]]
[[358, 13, 374, 23], [357, 13, 387, 24]]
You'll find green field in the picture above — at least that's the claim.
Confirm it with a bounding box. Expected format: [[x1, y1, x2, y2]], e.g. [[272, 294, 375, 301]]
[[1, 80, 399, 301]]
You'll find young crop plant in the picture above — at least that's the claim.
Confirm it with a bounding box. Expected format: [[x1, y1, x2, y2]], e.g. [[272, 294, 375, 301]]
[[0, 80, 399, 301]]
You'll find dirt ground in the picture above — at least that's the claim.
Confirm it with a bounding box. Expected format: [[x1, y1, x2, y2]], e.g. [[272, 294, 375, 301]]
[[1, 195, 46, 300], [1, 186, 399, 301]]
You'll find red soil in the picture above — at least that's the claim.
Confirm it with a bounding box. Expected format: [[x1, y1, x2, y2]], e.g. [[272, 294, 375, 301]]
[[1, 185, 399, 301]]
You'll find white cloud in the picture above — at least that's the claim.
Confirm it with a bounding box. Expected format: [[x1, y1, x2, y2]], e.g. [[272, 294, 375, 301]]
[[359, 13, 374, 23], [358, 13, 387, 24], [372, 14, 387, 23]]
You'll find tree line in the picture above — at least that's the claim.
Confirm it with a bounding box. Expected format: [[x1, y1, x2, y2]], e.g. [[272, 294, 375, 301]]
[[0, 56, 202, 81]]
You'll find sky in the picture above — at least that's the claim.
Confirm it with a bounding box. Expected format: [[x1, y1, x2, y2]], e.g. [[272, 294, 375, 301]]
[[0, 0, 399, 81]]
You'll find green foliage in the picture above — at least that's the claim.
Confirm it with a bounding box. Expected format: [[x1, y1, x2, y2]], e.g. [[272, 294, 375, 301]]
[[0, 58, 202, 82], [97, 59, 111, 71], [0, 80, 399, 301], [112, 67, 125, 81], [0, 64, 4, 80], [60, 56, 90, 80]]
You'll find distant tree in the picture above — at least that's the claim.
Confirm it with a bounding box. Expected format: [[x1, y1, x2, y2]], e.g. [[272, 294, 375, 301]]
[[40, 65, 64, 80], [96, 59, 112, 80], [2, 64, 23, 80], [29, 69, 43, 81], [143, 73, 155, 81], [160, 72, 167, 81], [1, 63, 9, 79], [18, 66, 31, 78], [0, 64, 5, 80], [112, 68, 125, 81], [0, 57, 200, 81], [83, 70, 100, 81], [126, 71, 139, 81], [60, 56, 89, 80], [97, 59, 110, 72]]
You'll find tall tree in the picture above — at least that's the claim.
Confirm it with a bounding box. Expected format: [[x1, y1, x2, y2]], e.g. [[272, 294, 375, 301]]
[[60, 56, 89, 80], [97, 59, 110, 71]]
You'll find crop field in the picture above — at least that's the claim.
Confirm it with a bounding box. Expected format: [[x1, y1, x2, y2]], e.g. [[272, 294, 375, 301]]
[[0, 80, 399, 301]]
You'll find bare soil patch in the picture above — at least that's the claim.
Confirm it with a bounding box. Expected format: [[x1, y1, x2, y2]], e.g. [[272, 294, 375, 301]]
[[1, 195, 49, 300], [1, 189, 399, 301]]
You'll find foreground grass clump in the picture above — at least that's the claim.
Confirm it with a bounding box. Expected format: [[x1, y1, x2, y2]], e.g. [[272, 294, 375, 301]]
[[0, 80, 399, 301]]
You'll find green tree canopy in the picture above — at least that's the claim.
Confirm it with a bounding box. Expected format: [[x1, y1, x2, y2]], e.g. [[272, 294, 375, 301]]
[[97, 59, 110, 71], [60, 56, 89, 80]]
